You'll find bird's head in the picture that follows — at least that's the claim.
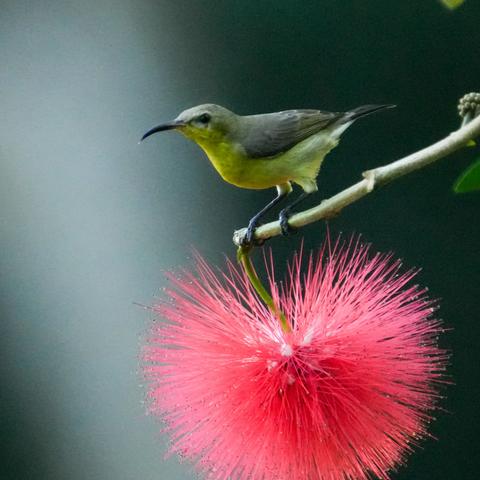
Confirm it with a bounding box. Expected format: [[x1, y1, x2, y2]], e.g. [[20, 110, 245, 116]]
[[141, 104, 237, 145]]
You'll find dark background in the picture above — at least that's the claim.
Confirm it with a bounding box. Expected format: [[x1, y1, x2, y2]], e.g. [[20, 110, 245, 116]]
[[0, 1, 478, 479]]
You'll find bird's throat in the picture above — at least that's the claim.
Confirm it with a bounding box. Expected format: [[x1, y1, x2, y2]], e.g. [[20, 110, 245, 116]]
[[196, 139, 245, 185]]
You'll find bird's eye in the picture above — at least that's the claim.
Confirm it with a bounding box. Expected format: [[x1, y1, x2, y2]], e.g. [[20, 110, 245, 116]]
[[197, 113, 211, 124]]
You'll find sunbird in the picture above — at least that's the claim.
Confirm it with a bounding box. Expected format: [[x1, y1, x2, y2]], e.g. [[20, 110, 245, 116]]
[[141, 103, 394, 245]]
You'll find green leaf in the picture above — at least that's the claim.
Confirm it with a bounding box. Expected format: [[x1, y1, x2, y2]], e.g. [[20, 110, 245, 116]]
[[454, 158, 480, 193], [439, 0, 465, 9]]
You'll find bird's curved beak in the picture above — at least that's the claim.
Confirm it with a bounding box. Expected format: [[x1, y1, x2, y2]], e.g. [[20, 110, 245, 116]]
[[140, 120, 186, 142]]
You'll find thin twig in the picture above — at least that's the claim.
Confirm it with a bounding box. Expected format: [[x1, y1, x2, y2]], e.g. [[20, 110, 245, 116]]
[[233, 113, 480, 246]]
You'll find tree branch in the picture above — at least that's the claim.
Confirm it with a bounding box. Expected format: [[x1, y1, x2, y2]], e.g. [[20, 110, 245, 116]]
[[233, 112, 480, 247]]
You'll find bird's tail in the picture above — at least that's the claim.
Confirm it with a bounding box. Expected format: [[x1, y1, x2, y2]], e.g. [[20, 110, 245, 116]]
[[342, 104, 396, 123]]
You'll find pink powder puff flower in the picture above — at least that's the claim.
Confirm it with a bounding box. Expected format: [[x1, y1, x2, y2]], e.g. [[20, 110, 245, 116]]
[[143, 237, 447, 480]]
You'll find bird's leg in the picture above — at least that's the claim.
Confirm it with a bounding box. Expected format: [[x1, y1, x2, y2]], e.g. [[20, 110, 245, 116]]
[[243, 183, 292, 246], [279, 191, 311, 236]]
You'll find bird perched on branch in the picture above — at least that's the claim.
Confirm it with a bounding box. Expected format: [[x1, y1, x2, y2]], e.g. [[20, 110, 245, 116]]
[[141, 103, 394, 245]]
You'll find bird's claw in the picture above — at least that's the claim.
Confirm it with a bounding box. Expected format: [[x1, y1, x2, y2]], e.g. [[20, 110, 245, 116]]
[[279, 209, 297, 236], [241, 221, 265, 247], [243, 224, 256, 246]]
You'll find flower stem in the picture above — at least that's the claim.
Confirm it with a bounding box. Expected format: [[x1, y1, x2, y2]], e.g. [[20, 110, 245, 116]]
[[237, 246, 291, 333]]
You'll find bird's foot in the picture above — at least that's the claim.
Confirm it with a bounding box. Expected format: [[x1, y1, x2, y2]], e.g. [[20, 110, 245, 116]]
[[279, 208, 297, 236], [241, 219, 265, 247]]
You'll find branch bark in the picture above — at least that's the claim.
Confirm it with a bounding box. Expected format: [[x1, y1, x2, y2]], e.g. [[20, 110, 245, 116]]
[[233, 113, 480, 247]]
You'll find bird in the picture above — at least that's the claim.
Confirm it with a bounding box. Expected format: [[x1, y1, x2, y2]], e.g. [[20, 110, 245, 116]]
[[141, 103, 394, 245]]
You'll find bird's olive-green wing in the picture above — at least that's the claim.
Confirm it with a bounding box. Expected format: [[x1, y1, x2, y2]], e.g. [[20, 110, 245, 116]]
[[240, 109, 343, 158]]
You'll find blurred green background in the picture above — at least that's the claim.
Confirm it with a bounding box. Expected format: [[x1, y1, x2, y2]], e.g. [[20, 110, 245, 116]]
[[0, 1, 479, 479]]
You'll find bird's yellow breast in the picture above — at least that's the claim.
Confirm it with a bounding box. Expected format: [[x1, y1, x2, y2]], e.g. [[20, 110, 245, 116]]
[[195, 139, 291, 189], [182, 129, 339, 191]]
